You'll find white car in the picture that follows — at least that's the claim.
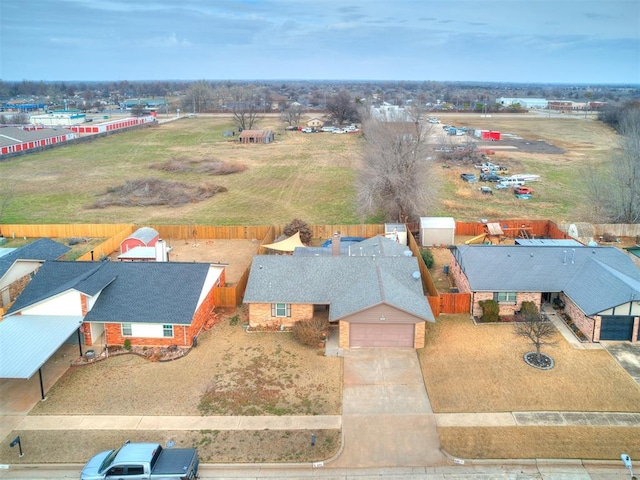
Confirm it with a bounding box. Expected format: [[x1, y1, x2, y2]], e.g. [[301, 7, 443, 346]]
[[332, 129, 346, 134]]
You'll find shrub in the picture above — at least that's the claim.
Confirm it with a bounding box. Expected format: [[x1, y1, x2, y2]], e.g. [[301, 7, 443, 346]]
[[229, 315, 239, 326], [123, 339, 132, 350], [292, 317, 329, 347], [479, 299, 499, 322], [420, 249, 434, 268], [520, 301, 538, 317], [284, 218, 313, 244]]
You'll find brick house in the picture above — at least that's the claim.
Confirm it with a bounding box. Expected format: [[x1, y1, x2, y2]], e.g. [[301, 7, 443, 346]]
[[243, 235, 434, 348], [0, 238, 70, 313], [4, 260, 224, 350], [449, 244, 640, 342]]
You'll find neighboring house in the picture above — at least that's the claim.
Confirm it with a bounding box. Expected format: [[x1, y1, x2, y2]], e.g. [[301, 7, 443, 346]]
[[306, 118, 324, 128], [238, 129, 274, 144], [4, 260, 225, 355], [244, 235, 435, 348], [0, 238, 70, 312], [120, 227, 159, 254], [449, 244, 640, 342]]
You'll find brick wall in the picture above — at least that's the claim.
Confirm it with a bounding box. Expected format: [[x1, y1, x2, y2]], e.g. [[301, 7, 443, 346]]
[[414, 322, 426, 348], [104, 322, 193, 347], [564, 297, 595, 341], [189, 283, 217, 342], [7, 273, 32, 306], [472, 291, 541, 318], [248, 303, 313, 328], [339, 320, 349, 349]]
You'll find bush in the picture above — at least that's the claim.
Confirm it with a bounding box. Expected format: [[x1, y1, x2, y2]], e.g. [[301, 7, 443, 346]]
[[284, 218, 313, 244], [479, 299, 499, 322], [420, 249, 434, 268], [292, 317, 329, 347], [520, 301, 538, 317], [123, 339, 131, 351]]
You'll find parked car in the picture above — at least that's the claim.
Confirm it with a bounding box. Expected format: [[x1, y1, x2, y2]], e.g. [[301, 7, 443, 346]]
[[478, 186, 493, 195], [460, 173, 478, 183], [480, 172, 501, 182], [320, 126, 337, 132], [81, 441, 199, 480], [301, 127, 314, 133], [497, 178, 524, 188], [514, 186, 534, 195], [494, 183, 510, 190]]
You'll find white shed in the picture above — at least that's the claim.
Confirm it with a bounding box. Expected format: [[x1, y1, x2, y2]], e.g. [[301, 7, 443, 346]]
[[420, 217, 456, 247], [384, 223, 407, 245]]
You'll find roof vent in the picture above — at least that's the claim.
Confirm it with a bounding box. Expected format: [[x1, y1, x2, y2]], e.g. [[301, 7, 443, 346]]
[[530, 253, 534, 257], [412, 271, 421, 279], [403, 250, 412, 257]]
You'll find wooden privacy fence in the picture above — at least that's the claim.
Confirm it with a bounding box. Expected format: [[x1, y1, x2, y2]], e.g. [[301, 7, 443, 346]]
[[407, 230, 438, 297], [439, 292, 471, 314], [151, 225, 273, 241], [76, 227, 134, 261], [455, 219, 572, 239], [0, 224, 133, 238]]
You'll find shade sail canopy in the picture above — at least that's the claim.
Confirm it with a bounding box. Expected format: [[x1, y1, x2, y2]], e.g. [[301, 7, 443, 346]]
[[0, 315, 82, 379], [262, 231, 306, 252]]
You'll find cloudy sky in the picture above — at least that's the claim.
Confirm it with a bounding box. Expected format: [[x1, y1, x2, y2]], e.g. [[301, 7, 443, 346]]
[[2, 0, 639, 84]]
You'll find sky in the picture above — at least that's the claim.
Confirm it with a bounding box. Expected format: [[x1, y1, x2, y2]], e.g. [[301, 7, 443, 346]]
[[1, 0, 639, 84]]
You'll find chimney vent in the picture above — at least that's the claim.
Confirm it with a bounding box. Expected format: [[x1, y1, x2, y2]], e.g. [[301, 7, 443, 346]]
[[332, 232, 341, 256]]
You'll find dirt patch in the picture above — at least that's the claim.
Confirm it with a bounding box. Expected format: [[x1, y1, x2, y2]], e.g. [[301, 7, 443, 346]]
[[489, 137, 565, 154]]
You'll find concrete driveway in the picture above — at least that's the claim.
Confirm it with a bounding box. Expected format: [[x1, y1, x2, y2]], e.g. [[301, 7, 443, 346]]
[[329, 348, 446, 468], [603, 342, 640, 384]]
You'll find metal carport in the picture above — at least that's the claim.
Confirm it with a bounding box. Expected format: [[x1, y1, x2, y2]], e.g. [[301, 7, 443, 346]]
[[0, 315, 84, 399]]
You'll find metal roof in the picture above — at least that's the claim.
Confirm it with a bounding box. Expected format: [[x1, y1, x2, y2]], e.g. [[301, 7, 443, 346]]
[[124, 227, 159, 244], [0, 315, 82, 379]]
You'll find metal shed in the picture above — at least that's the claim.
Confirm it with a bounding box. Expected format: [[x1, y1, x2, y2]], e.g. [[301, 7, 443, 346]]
[[420, 217, 456, 247], [120, 227, 160, 254]]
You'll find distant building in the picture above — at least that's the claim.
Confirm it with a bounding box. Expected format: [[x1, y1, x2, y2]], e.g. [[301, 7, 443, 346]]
[[30, 110, 86, 126], [496, 97, 548, 109], [238, 129, 274, 144]]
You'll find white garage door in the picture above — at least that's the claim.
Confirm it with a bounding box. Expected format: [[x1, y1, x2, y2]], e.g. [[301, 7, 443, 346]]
[[349, 323, 414, 347]]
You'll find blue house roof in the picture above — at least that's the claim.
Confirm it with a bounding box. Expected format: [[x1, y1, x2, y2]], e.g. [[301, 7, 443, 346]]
[[8, 261, 214, 325], [453, 245, 640, 315], [0, 238, 70, 279]]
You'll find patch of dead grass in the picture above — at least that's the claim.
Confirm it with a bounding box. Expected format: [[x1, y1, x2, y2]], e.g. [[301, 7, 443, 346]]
[[0, 429, 341, 464], [439, 426, 640, 460], [419, 315, 640, 413], [150, 157, 247, 175]]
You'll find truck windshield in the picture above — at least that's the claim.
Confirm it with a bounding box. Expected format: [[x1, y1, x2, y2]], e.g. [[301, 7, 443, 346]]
[[99, 445, 123, 473]]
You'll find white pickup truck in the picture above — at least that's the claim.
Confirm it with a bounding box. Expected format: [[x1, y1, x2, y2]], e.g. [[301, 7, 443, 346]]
[[80, 441, 199, 480]]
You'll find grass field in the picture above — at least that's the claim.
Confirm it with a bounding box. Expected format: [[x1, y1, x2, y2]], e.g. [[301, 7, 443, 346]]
[[0, 113, 619, 225]]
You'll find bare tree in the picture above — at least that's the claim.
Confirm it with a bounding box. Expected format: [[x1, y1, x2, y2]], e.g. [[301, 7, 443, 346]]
[[326, 91, 359, 126], [233, 101, 261, 131], [587, 108, 640, 223], [513, 309, 557, 364], [356, 113, 437, 223], [280, 104, 303, 127], [182, 81, 214, 114]]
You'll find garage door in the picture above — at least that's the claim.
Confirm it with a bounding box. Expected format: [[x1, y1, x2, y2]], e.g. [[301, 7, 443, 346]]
[[349, 323, 414, 347], [600, 316, 634, 341]]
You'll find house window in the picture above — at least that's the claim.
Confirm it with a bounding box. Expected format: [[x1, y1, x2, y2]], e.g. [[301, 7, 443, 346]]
[[271, 303, 291, 318], [494, 292, 517, 303], [162, 324, 174, 338], [121, 323, 132, 336]]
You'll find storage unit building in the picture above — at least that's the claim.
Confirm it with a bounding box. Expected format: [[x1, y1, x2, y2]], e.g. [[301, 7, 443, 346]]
[[420, 217, 456, 247]]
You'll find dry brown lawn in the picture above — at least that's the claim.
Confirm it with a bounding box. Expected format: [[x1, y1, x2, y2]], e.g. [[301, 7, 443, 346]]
[[29, 309, 342, 417], [419, 314, 640, 413], [0, 429, 340, 465], [440, 426, 640, 460], [422, 314, 640, 460]]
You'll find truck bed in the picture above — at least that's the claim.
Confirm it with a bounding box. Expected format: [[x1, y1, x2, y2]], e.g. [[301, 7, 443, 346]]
[[152, 448, 197, 475]]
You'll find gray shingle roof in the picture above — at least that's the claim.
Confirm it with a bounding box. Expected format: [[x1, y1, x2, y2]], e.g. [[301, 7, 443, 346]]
[[244, 249, 434, 322], [0, 238, 70, 279], [453, 245, 640, 315], [8, 261, 213, 325]]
